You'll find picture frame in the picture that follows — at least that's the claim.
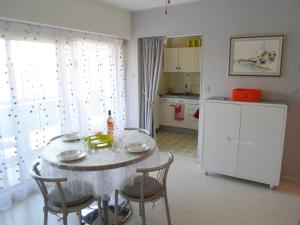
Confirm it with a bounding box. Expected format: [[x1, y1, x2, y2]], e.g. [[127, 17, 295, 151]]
[[228, 35, 285, 77]]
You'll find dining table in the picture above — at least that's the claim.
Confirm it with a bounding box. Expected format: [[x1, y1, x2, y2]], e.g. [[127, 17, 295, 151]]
[[40, 130, 160, 225]]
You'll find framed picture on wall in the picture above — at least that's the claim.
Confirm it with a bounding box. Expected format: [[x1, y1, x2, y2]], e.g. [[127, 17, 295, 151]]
[[228, 35, 285, 77]]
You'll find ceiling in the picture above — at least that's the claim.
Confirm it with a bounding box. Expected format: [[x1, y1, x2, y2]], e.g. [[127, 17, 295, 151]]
[[98, 0, 203, 11]]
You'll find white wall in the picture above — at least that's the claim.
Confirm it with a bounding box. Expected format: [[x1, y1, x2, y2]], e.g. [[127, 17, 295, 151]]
[[126, 32, 140, 127], [0, 0, 131, 39], [127, 0, 300, 180]]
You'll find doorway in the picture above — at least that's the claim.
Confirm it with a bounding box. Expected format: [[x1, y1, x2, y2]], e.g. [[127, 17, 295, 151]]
[[154, 35, 203, 158]]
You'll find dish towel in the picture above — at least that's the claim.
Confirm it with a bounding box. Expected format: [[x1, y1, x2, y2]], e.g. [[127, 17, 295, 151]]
[[193, 108, 200, 119], [174, 104, 184, 121]]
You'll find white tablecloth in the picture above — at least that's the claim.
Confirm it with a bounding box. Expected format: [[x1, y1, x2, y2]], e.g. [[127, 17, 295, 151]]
[[41, 131, 160, 197]]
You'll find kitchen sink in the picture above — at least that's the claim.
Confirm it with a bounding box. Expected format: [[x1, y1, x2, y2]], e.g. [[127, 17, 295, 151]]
[[167, 93, 200, 97]]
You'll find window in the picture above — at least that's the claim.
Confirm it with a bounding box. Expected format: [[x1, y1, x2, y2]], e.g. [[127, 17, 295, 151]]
[[0, 19, 126, 209]]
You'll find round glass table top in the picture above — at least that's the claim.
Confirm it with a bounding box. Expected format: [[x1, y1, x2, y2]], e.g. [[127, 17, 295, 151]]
[[41, 131, 157, 171]]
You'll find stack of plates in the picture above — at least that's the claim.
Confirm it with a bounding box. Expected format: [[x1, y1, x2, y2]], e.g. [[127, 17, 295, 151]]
[[57, 150, 86, 162]]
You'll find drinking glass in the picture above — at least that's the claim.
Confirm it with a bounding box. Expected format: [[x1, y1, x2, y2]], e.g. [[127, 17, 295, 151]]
[[112, 132, 125, 152]]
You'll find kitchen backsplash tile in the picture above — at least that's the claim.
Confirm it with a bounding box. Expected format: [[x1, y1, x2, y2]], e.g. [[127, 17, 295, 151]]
[[165, 72, 200, 94]]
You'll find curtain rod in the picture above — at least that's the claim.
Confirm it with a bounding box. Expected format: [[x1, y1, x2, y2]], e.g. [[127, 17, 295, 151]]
[[0, 17, 127, 41], [136, 31, 203, 39]]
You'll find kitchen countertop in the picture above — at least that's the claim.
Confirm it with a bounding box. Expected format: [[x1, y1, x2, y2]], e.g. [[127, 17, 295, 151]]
[[160, 94, 200, 99], [205, 96, 288, 107]]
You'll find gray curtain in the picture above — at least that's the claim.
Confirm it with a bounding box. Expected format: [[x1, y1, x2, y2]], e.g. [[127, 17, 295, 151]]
[[139, 36, 165, 137]]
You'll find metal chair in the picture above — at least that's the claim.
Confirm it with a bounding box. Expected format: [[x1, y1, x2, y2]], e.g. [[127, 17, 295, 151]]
[[124, 128, 151, 136], [30, 162, 94, 225], [120, 152, 174, 225]]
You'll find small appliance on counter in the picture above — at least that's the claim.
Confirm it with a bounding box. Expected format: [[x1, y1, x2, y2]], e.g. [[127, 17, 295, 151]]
[[184, 81, 192, 95]]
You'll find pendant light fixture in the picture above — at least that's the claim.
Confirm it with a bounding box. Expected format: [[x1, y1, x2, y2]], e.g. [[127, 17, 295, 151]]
[[165, 0, 171, 15]]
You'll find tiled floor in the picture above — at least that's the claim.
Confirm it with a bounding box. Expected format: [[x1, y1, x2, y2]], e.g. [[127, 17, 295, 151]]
[[1, 154, 300, 225], [156, 130, 198, 158]]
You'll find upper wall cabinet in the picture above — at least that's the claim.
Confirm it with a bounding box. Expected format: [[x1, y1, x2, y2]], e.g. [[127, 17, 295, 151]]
[[194, 47, 201, 73], [164, 47, 201, 73], [178, 48, 195, 72], [164, 48, 178, 72]]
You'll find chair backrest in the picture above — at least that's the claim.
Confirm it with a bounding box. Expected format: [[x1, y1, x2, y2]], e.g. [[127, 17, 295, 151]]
[[30, 162, 68, 210], [137, 152, 174, 193], [124, 128, 151, 136]]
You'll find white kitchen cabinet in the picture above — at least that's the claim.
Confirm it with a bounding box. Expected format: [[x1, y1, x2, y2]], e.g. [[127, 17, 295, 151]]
[[186, 102, 200, 130], [194, 47, 201, 72], [160, 102, 173, 126], [160, 97, 200, 130], [202, 97, 287, 188], [178, 48, 195, 72], [164, 48, 178, 72], [160, 98, 187, 128], [164, 47, 201, 73]]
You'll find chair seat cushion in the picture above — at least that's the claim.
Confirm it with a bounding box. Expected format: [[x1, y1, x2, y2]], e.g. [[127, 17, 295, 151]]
[[121, 176, 162, 198], [49, 187, 93, 207]]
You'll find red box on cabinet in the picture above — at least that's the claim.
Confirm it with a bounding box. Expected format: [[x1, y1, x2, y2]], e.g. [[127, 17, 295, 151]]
[[232, 88, 262, 102]]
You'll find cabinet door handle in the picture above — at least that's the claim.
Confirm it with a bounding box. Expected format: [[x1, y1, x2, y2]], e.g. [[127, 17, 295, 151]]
[[227, 137, 239, 143], [239, 139, 253, 145], [227, 137, 253, 145]]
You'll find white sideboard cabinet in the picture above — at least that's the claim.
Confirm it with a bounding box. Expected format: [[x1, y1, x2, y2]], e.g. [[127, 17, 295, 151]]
[[201, 97, 288, 188]]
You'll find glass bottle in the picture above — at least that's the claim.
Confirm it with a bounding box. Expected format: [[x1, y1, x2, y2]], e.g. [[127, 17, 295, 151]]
[[107, 110, 114, 137]]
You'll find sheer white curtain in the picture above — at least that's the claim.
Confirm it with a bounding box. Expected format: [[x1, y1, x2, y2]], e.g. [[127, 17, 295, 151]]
[[0, 20, 126, 211]]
